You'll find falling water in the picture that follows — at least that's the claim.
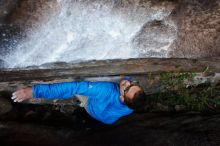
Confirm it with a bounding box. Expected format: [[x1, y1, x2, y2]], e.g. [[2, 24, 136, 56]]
[[1, 0, 176, 68]]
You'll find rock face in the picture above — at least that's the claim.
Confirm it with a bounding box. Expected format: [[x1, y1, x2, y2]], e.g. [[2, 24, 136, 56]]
[[0, 1, 220, 145], [133, 20, 177, 57], [0, 0, 219, 65], [2, 0, 59, 29], [0, 0, 18, 23], [169, 0, 220, 58]]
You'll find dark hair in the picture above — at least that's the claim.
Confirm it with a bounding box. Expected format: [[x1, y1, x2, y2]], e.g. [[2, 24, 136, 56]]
[[124, 90, 146, 110]]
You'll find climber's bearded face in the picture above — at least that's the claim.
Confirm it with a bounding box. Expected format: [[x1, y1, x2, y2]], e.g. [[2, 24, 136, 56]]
[[119, 79, 142, 103]]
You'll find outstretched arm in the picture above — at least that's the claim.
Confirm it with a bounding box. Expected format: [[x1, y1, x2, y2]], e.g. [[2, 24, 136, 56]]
[[11, 81, 92, 102]]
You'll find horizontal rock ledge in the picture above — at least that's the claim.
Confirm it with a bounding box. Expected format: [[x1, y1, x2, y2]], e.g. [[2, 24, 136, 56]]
[[0, 58, 220, 82]]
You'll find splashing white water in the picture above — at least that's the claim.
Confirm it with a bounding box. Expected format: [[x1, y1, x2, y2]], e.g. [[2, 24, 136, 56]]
[[2, 0, 176, 68]]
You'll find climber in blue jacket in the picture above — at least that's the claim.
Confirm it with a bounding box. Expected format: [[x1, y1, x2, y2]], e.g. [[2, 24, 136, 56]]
[[11, 77, 146, 124]]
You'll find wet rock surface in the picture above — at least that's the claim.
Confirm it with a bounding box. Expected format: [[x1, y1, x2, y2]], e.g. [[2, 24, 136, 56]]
[[0, 0, 220, 58], [133, 20, 177, 57], [0, 24, 24, 57], [0, 59, 6, 68], [0, 1, 220, 145]]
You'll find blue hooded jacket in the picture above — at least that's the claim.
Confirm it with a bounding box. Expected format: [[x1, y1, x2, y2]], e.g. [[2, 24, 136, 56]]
[[32, 81, 134, 124]]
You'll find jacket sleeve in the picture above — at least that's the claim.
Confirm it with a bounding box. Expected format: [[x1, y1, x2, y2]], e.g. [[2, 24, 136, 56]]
[[32, 81, 92, 99]]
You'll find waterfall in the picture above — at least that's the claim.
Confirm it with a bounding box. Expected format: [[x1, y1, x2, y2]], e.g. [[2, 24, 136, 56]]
[[1, 0, 176, 68]]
